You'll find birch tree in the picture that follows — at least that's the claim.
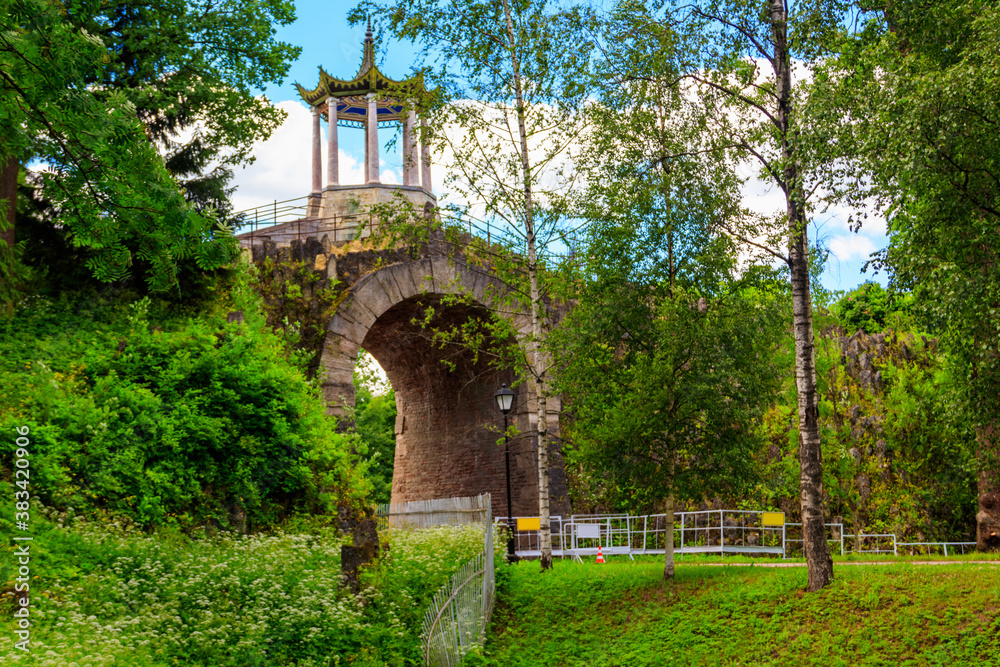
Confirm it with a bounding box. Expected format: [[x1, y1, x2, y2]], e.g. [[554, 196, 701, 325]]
[[596, 0, 840, 589], [354, 0, 593, 569]]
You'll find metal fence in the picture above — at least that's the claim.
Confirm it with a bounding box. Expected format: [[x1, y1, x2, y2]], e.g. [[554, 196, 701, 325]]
[[377, 496, 491, 531], [497, 512, 978, 561], [844, 532, 897, 556], [234, 199, 376, 250], [377, 495, 495, 667], [897, 541, 977, 556], [673, 510, 786, 555], [422, 518, 494, 667], [498, 510, 787, 559], [784, 522, 846, 557]]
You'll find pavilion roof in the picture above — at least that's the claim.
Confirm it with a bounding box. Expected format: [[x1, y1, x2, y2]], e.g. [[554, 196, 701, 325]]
[[295, 21, 426, 125]]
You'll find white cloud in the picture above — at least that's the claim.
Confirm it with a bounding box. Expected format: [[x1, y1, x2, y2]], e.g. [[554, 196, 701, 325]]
[[827, 234, 877, 262]]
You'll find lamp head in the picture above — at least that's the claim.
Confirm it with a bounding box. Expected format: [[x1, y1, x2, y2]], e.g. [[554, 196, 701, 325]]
[[495, 383, 515, 415]]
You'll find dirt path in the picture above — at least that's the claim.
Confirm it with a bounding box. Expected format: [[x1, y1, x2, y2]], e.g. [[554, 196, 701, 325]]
[[684, 560, 1000, 567]]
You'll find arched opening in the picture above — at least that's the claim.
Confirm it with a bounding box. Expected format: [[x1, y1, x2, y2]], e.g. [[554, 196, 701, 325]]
[[358, 293, 539, 517], [352, 349, 396, 505]]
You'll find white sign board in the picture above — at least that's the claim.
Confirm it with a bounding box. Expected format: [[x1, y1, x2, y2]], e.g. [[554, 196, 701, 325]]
[[576, 523, 601, 539]]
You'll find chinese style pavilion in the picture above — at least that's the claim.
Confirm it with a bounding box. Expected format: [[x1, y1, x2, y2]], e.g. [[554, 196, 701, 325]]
[[295, 21, 435, 220]]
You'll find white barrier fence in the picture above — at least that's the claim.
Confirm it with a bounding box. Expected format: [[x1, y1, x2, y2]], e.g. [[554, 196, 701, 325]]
[[783, 522, 846, 557], [897, 541, 977, 556], [498, 511, 976, 561], [377, 495, 495, 667]]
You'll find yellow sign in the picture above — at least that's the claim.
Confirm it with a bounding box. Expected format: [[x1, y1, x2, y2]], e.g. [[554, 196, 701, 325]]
[[762, 512, 785, 527], [517, 517, 541, 531]]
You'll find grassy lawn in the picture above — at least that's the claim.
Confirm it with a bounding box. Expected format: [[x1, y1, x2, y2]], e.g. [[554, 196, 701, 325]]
[[477, 557, 1000, 666]]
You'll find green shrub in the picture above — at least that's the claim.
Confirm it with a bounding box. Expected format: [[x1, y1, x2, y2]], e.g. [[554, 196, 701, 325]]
[[833, 281, 915, 334], [355, 389, 397, 506], [0, 265, 369, 530], [0, 505, 493, 666]]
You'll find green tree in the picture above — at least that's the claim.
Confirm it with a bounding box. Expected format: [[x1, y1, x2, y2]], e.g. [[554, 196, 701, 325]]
[[818, 0, 1000, 550], [559, 10, 788, 580], [832, 282, 914, 334], [554, 252, 784, 579], [69, 0, 298, 214], [1, 0, 298, 300], [593, 0, 852, 589], [354, 350, 397, 505], [355, 0, 595, 569]]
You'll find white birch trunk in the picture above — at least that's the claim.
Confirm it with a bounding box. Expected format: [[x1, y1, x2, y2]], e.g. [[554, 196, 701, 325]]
[[770, 0, 833, 591], [664, 494, 675, 580], [502, 0, 553, 569]]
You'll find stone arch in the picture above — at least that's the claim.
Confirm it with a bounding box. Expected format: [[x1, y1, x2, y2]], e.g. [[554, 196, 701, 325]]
[[317, 256, 568, 517]]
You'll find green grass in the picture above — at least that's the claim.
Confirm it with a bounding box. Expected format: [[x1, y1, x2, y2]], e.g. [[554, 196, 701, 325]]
[[476, 558, 1000, 666]]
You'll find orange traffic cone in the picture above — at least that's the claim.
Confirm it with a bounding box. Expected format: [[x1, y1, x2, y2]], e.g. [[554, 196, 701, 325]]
[[596, 545, 605, 564]]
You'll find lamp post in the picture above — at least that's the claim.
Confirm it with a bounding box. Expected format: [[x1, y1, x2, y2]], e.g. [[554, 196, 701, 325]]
[[495, 383, 516, 560]]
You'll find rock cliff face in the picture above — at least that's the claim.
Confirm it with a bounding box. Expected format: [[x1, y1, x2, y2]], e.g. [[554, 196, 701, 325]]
[[834, 329, 929, 539], [754, 325, 979, 545], [833, 328, 1000, 548], [977, 425, 1000, 551]]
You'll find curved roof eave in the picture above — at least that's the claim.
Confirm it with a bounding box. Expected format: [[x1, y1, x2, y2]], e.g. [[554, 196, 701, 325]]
[[296, 68, 427, 107], [295, 24, 428, 108]]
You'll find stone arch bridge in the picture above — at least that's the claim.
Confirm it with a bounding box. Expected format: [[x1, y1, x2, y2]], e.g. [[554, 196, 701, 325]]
[[240, 224, 570, 519]]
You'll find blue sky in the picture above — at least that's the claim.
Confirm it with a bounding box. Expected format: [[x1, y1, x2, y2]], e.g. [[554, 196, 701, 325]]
[[229, 1, 889, 295]]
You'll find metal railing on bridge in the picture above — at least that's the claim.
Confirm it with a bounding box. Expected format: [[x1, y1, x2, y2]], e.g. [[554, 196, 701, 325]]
[[233, 197, 376, 249], [232, 197, 554, 252]]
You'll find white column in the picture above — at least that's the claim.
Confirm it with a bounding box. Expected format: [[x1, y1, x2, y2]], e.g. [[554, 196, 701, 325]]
[[367, 94, 380, 184], [364, 122, 370, 183], [311, 106, 322, 194], [403, 109, 417, 187], [326, 97, 339, 186], [420, 115, 432, 193]]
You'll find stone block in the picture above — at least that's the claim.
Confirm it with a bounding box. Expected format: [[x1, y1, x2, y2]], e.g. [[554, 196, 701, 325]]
[[338, 298, 378, 331], [321, 350, 357, 377], [383, 262, 418, 301], [408, 259, 436, 294], [373, 267, 404, 306], [327, 314, 369, 347], [430, 257, 459, 293], [321, 381, 356, 419], [351, 274, 396, 321], [467, 265, 493, 304]]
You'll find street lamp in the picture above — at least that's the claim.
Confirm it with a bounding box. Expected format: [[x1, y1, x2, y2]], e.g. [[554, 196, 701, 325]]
[[495, 383, 516, 560]]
